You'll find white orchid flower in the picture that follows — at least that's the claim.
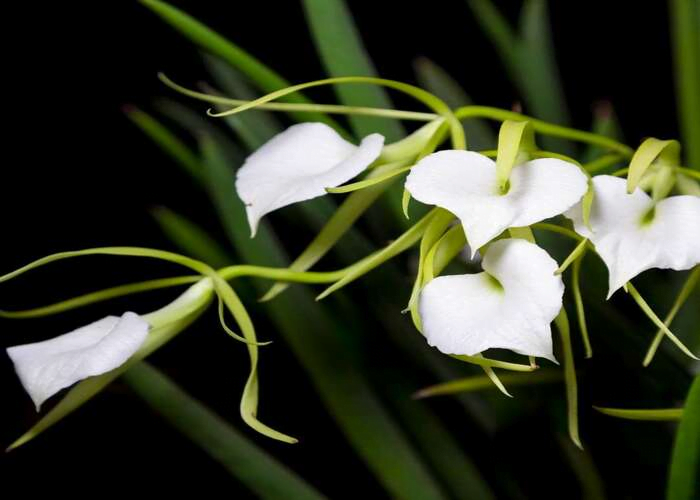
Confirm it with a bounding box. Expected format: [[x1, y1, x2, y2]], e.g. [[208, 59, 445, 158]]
[[7, 312, 150, 410], [419, 238, 564, 362], [405, 150, 588, 254], [566, 175, 700, 298], [235, 122, 384, 236]]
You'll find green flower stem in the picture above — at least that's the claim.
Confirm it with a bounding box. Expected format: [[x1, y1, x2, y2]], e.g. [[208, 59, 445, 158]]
[[261, 162, 405, 302], [572, 256, 593, 359], [474, 353, 512, 398], [455, 106, 633, 156], [326, 163, 414, 194], [316, 209, 438, 300], [555, 308, 583, 449], [593, 407, 683, 421], [216, 295, 272, 346], [405, 209, 455, 321], [643, 267, 700, 366], [676, 166, 700, 180], [0, 247, 213, 284], [0, 276, 200, 319], [160, 74, 637, 158], [413, 369, 562, 399], [206, 75, 465, 150], [532, 223, 584, 242], [555, 238, 589, 275], [585, 154, 624, 174], [219, 264, 347, 284], [451, 354, 536, 373], [159, 74, 438, 122], [626, 282, 699, 361]]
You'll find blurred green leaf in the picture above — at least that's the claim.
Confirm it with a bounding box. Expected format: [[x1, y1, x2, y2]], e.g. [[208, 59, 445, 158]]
[[582, 101, 623, 164], [517, 0, 571, 145], [594, 407, 683, 421], [301, 0, 404, 141], [465, 0, 572, 152], [380, 371, 496, 500], [558, 436, 607, 500], [464, 0, 518, 69], [413, 57, 496, 150], [151, 206, 232, 268], [202, 54, 283, 148], [124, 106, 201, 181], [670, 0, 700, 170], [668, 375, 700, 500], [124, 362, 327, 500], [414, 370, 561, 399], [139, 0, 340, 129]]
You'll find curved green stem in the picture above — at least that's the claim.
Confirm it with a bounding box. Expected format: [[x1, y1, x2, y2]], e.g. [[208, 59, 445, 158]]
[[532, 223, 584, 242], [585, 154, 624, 174], [643, 267, 700, 366], [455, 106, 633, 156], [0, 276, 200, 319], [159, 73, 438, 122], [206, 75, 465, 149]]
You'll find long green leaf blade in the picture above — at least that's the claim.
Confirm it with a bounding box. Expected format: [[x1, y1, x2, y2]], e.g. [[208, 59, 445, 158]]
[[123, 362, 327, 500], [517, 0, 571, 128], [301, 0, 404, 140], [594, 407, 684, 421], [668, 375, 700, 500], [670, 0, 700, 170]]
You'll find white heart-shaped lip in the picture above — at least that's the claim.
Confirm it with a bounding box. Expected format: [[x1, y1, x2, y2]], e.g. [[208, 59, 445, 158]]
[[418, 238, 563, 362], [6, 312, 150, 410], [405, 150, 588, 254], [235, 122, 384, 236], [566, 175, 700, 298]]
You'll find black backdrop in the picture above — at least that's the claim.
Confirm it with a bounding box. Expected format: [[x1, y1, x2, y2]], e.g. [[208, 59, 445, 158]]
[[0, 1, 680, 497]]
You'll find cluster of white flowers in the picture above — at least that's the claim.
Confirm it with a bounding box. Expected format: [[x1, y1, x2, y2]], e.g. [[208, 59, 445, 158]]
[[232, 122, 700, 362], [6, 120, 699, 423]]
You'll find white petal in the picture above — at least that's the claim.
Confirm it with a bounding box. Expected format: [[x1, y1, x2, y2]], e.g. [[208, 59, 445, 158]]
[[235, 122, 384, 236], [419, 238, 563, 361], [6, 312, 149, 410], [566, 175, 700, 298], [405, 151, 588, 252]]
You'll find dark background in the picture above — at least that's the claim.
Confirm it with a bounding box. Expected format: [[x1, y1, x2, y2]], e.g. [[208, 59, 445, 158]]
[[0, 1, 683, 497]]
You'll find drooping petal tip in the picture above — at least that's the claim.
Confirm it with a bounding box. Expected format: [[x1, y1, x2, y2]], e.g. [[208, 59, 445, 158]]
[[7, 312, 150, 410], [235, 122, 384, 237]]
